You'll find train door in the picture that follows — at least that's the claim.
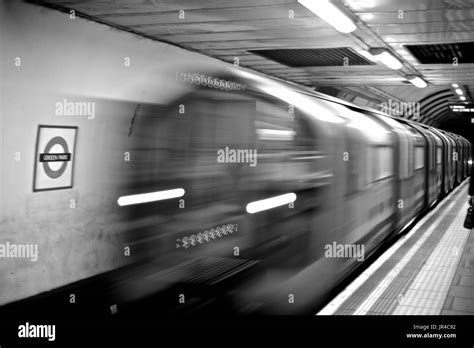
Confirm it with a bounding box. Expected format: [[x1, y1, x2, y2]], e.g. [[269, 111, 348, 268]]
[[403, 123, 427, 212]]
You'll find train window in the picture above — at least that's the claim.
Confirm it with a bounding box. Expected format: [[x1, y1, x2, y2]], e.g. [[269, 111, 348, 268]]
[[372, 146, 394, 181], [430, 143, 436, 170], [131, 88, 268, 211], [414, 146, 424, 170], [345, 135, 366, 195], [399, 138, 413, 179], [410, 143, 415, 174], [399, 123, 422, 175], [253, 97, 321, 191], [436, 147, 442, 165], [255, 99, 298, 151], [181, 92, 258, 207]]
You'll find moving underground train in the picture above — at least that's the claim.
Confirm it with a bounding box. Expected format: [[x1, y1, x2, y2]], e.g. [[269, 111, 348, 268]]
[[115, 64, 472, 315], [1, 2, 472, 318]]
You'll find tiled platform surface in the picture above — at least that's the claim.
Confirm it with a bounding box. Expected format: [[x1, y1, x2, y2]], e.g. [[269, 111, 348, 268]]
[[441, 211, 474, 315], [318, 180, 473, 315]]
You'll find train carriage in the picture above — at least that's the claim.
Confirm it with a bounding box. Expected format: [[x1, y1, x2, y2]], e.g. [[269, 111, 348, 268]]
[[111, 64, 473, 315]]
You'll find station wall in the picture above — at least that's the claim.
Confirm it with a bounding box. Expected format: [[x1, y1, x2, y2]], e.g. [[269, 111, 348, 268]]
[[0, 1, 230, 305]]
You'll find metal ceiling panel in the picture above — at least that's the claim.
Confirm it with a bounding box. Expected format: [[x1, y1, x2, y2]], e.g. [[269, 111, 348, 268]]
[[35, 0, 474, 126], [405, 42, 474, 64], [248, 48, 375, 67]]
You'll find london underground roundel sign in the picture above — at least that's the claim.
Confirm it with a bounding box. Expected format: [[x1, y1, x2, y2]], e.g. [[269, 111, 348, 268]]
[[33, 125, 77, 191]]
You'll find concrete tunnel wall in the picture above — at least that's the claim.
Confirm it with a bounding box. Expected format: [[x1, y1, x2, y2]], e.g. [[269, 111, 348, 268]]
[[0, 1, 234, 305]]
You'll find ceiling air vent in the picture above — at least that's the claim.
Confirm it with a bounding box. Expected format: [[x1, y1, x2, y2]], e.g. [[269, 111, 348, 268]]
[[404, 42, 474, 64], [248, 48, 375, 67]]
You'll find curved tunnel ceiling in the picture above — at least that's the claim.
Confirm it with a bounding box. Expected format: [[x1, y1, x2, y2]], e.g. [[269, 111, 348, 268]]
[[315, 85, 459, 127], [418, 89, 453, 126]]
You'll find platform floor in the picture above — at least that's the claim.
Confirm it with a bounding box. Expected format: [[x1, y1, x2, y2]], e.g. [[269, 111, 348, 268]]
[[318, 180, 474, 315]]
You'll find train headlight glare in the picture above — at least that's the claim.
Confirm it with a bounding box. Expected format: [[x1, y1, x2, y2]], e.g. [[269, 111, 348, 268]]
[[117, 188, 185, 206], [246, 193, 297, 214]]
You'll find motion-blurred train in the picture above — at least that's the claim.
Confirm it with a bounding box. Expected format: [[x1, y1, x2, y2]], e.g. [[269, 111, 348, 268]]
[[118, 64, 472, 315]]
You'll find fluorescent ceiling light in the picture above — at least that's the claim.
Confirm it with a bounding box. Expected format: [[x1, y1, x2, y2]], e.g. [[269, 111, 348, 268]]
[[117, 188, 185, 206], [246, 193, 297, 214], [455, 88, 463, 95], [460, 96, 466, 101], [298, 0, 357, 33], [451, 83, 459, 88], [369, 49, 403, 70], [408, 76, 427, 88], [356, 50, 377, 62]]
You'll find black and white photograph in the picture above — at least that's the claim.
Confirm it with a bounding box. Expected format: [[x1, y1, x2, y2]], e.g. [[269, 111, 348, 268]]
[[1, 0, 474, 346]]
